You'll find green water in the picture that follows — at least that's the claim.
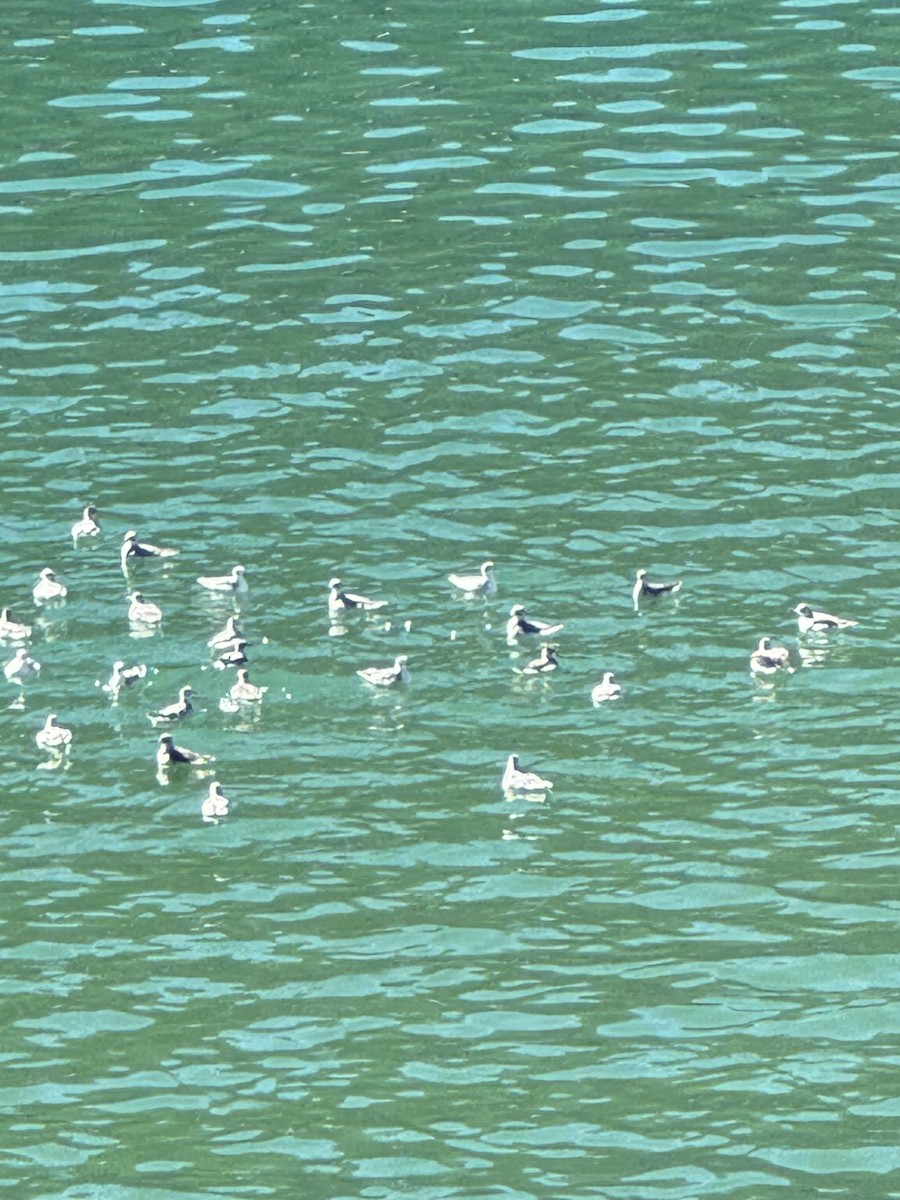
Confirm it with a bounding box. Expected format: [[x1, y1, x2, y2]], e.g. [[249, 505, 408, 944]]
[[3, 0, 900, 1196]]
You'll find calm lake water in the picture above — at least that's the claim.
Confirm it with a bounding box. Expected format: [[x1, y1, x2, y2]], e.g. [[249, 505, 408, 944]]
[[3, 0, 900, 1196]]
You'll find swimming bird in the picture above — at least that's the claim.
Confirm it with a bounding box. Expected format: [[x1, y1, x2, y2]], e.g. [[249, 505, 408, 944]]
[[506, 604, 564, 644], [793, 603, 858, 633], [448, 560, 497, 597], [103, 660, 148, 694], [35, 713, 72, 753], [201, 780, 231, 823], [633, 568, 682, 610], [156, 733, 214, 768], [228, 668, 267, 703], [148, 685, 194, 725], [4, 647, 40, 683], [750, 637, 793, 675], [356, 654, 410, 688], [502, 754, 554, 794], [197, 565, 247, 594], [0, 607, 32, 642], [72, 505, 100, 540], [328, 577, 388, 612], [128, 591, 163, 625], [214, 639, 249, 670], [591, 671, 622, 704], [33, 567, 67, 604], [514, 644, 560, 675], [208, 615, 244, 649], [120, 530, 178, 573]]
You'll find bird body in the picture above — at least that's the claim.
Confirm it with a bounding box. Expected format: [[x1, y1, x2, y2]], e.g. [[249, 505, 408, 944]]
[[121, 530, 178, 573], [448, 560, 496, 597], [214, 639, 249, 670], [36, 713, 72, 753], [197, 565, 247, 594], [208, 616, 244, 649], [228, 668, 267, 703], [148, 685, 194, 724], [128, 591, 163, 625], [794, 603, 857, 633], [4, 647, 40, 683], [33, 567, 67, 604], [591, 671, 622, 704], [104, 660, 148, 694], [633, 568, 682, 610], [514, 644, 560, 675], [201, 781, 230, 822], [328, 577, 388, 612], [156, 733, 213, 768], [502, 754, 553, 794], [356, 654, 410, 688], [0, 607, 32, 642], [72, 505, 100, 540], [750, 637, 793, 675], [506, 604, 564, 644]]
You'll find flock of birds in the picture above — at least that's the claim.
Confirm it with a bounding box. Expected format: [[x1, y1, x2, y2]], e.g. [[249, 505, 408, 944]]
[[3, 509, 860, 814]]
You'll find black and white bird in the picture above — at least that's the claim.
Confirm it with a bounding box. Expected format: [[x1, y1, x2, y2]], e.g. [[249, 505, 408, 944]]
[[793, 603, 858, 633], [214, 639, 249, 670], [33, 567, 67, 604], [4, 647, 40, 683], [591, 671, 622, 705], [0, 607, 32, 642], [148, 685, 194, 725], [506, 604, 564, 644], [197, 565, 247, 595], [201, 780, 231, 823], [513, 644, 560, 676], [120, 530, 178, 573], [103, 660, 148, 694], [228, 668, 267, 703], [750, 637, 793, 675], [328, 577, 388, 613], [156, 733, 214, 768], [208, 615, 244, 650], [128, 591, 163, 625], [72, 505, 100, 541], [356, 655, 410, 688], [35, 713, 72, 754], [502, 754, 553, 794], [448, 560, 497, 597], [633, 568, 682, 610]]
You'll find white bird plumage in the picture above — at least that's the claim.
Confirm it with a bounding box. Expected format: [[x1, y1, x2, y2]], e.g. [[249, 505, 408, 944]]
[[506, 604, 564, 644], [750, 637, 793, 675], [156, 733, 214, 768], [228, 668, 267, 703], [148, 685, 194, 725], [36, 713, 72, 753], [72, 505, 100, 541], [502, 754, 553, 794], [4, 647, 40, 683], [120, 530, 178, 574], [793, 603, 858, 633], [448, 560, 496, 597], [201, 780, 231, 823], [591, 671, 622, 705], [104, 660, 148, 694], [0, 607, 32, 643], [356, 654, 410, 688], [513, 644, 559, 676], [197, 565, 248, 594], [633, 568, 682, 611], [208, 616, 244, 650], [33, 567, 67, 605], [328, 577, 388, 612], [128, 590, 163, 625]]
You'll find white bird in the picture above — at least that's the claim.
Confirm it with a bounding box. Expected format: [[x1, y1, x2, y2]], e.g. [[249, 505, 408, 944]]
[[156, 733, 214, 768], [103, 660, 148, 694], [228, 668, 267, 703], [502, 754, 553, 794], [356, 654, 410, 688], [35, 713, 72, 753], [506, 604, 564, 643], [591, 671, 622, 705], [33, 567, 67, 604], [448, 560, 496, 596], [197, 565, 247, 594], [750, 637, 793, 675], [120, 530, 178, 573], [128, 591, 163, 625], [513, 644, 560, 675], [793, 603, 858, 633], [0, 607, 32, 642], [201, 780, 231, 823], [633, 568, 682, 611], [328, 577, 388, 612], [72, 505, 100, 540], [4, 647, 40, 683], [148, 685, 194, 725], [214, 639, 249, 670], [207, 615, 244, 650]]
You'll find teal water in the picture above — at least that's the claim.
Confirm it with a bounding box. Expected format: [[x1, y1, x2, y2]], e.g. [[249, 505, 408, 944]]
[[3, 0, 900, 1196]]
